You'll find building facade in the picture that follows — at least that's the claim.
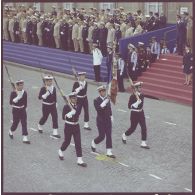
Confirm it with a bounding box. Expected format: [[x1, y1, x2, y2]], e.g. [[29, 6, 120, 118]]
[[4, 2, 193, 23]]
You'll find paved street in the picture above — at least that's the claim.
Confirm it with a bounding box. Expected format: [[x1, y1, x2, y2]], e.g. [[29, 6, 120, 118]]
[[2, 62, 192, 193]]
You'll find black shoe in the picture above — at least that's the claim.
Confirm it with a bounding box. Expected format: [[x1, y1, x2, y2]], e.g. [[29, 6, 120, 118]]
[[23, 140, 31, 144], [77, 162, 87, 167], [107, 154, 116, 159], [38, 129, 43, 134], [141, 145, 150, 149], [122, 138, 126, 144], [84, 127, 91, 131], [59, 156, 64, 160], [9, 132, 13, 139], [91, 146, 96, 152], [51, 134, 61, 139]]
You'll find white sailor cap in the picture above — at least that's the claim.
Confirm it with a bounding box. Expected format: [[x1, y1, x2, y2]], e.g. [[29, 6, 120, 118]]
[[97, 85, 106, 92], [93, 42, 98, 46], [68, 92, 77, 98], [133, 81, 143, 87], [114, 23, 120, 26], [78, 72, 86, 75], [128, 43, 135, 49], [138, 42, 144, 45], [15, 80, 24, 84], [44, 75, 53, 80]]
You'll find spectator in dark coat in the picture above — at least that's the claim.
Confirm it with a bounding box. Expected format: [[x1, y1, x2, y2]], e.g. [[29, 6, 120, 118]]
[[31, 17, 38, 45], [26, 16, 33, 44], [60, 19, 69, 50], [183, 46, 193, 86], [99, 22, 108, 56], [146, 11, 155, 31], [159, 13, 167, 28], [13, 16, 20, 43], [92, 23, 99, 45], [82, 21, 89, 53]]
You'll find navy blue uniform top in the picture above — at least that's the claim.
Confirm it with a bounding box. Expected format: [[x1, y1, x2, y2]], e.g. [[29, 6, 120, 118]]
[[94, 97, 112, 120], [32, 22, 37, 35], [38, 87, 57, 103], [26, 21, 33, 34], [82, 26, 88, 41], [13, 21, 20, 33], [99, 28, 108, 43], [60, 23, 69, 38], [128, 94, 144, 110], [183, 52, 193, 74], [62, 104, 80, 123], [72, 81, 88, 96], [92, 28, 100, 43], [10, 91, 27, 108]]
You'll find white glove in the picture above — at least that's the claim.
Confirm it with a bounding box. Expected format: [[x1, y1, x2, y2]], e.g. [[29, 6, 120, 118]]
[[47, 86, 53, 94], [86, 38, 89, 41], [137, 99, 142, 104], [132, 67, 136, 71], [111, 115, 114, 123], [42, 91, 50, 99], [190, 66, 193, 70], [132, 99, 142, 109], [16, 31, 19, 34], [60, 32, 64, 35], [13, 96, 20, 103], [75, 86, 82, 94], [66, 109, 76, 118], [100, 98, 109, 108], [120, 72, 122, 76]]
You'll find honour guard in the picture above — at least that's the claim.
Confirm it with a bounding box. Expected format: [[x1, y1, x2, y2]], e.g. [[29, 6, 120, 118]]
[[72, 72, 91, 130], [150, 36, 160, 62], [9, 80, 30, 144], [122, 82, 150, 149], [116, 53, 125, 92], [37, 75, 60, 138], [137, 42, 147, 74], [91, 85, 116, 158], [58, 92, 87, 167]]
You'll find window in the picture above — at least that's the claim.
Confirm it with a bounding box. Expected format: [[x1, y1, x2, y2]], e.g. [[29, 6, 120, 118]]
[[63, 3, 73, 10], [145, 2, 163, 14], [33, 2, 40, 11], [100, 3, 115, 11]]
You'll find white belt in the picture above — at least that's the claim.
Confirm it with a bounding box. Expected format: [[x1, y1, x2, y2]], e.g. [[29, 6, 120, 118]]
[[42, 102, 55, 105], [77, 95, 87, 98], [65, 120, 79, 125], [131, 109, 143, 112], [12, 105, 24, 109]]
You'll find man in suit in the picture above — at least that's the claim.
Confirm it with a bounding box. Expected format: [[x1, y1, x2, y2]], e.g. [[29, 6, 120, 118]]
[[107, 23, 115, 47], [146, 11, 155, 32], [58, 92, 87, 167], [8, 14, 15, 42], [92, 23, 99, 46], [77, 20, 84, 53], [9, 80, 30, 144], [37, 75, 61, 138], [53, 19, 61, 49], [31, 16, 38, 45], [176, 15, 187, 55], [91, 85, 115, 158], [87, 21, 95, 54], [60, 19, 69, 50], [82, 21, 89, 54], [122, 82, 150, 149], [37, 16, 44, 46], [72, 19, 79, 52], [99, 22, 108, 57], [13, 16, 20, 43]]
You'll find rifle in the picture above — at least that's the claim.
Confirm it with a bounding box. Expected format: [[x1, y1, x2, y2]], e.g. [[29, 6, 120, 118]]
[[125, 64, 140, 101], [39, 68, 46, 87], [50, 72, 74, 110], [70, 59, 79, 81], [4, 64, 16, 90]]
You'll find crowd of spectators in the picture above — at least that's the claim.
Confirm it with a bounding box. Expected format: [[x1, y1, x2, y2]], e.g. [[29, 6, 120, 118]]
[[3, 4, 167, 56]]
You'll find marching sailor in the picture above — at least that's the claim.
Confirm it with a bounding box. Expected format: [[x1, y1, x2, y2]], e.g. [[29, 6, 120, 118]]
[[72, 72, 91, 130], [58, 92, 87, 167], [9, 80, 30, 144], [122, 82, 150, 149], [37, 75, 60, 138], [91, 85, 116, 158]]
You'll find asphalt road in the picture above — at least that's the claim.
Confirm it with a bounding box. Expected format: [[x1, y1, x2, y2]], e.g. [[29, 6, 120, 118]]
[[2, 62, 192, 193]]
